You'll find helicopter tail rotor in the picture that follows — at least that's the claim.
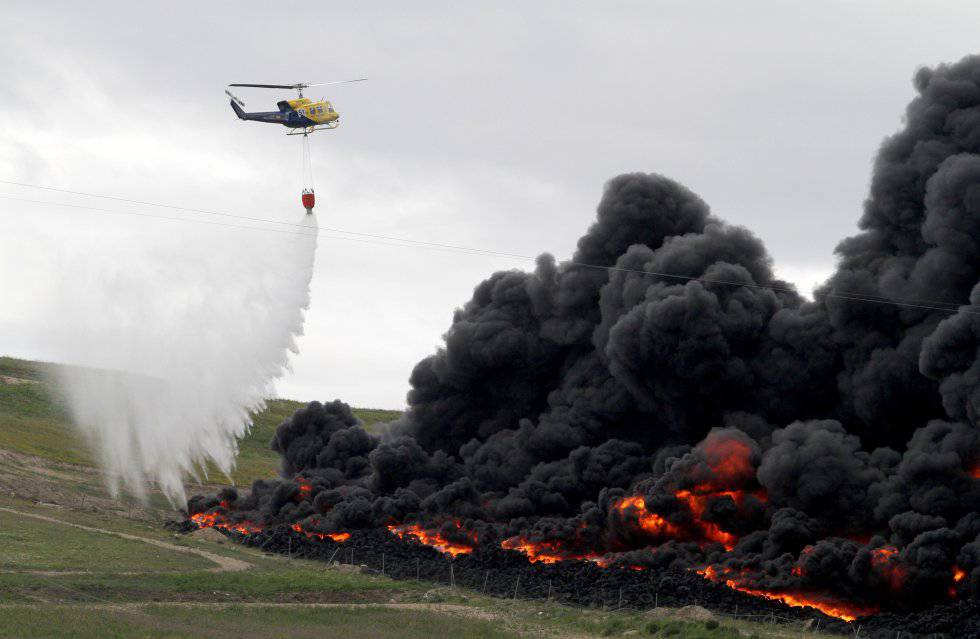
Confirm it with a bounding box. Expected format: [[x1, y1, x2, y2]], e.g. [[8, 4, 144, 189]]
[[224, 89, 245, 107]]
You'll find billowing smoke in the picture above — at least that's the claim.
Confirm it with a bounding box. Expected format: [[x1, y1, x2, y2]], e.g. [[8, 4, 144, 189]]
[[56, 215, 317, 505], [192, 55, 980, 615]]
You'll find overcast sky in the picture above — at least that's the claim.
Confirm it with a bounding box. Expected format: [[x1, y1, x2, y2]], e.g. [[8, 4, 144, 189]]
[[2, 1, 979, 409]]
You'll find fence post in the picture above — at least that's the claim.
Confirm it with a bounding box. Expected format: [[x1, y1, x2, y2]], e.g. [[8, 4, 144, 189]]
[[382, 552, 385, 576], [618, 588, 623, 609], [547, 580, 552, 603], [416, 558, 420, 582], [482, 571, 489, 594], [450, 561, 455, 589], [513, 575, 520, 600], [287, 537, 291, 561]]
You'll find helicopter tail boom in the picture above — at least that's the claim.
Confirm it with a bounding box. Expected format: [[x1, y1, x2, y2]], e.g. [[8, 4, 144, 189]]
[[228, 101, 292, 125]]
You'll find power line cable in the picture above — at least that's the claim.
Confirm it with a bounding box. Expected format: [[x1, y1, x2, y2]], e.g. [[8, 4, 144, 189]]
[[2, 183, 978, 316], [0, 195, 527, 257], [0, 179, 533, 256]]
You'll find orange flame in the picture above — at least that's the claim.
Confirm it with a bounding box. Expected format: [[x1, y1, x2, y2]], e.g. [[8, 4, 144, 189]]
[[699, 436, 757, 488], [498, 537, 651, 571], [674, 489, 740, 550], [604, 436, 764, 552], [387, 522, 475, 557], [697, 566, 878, 622], [190, 511, 262, 535], [505, 437, 761, 563], [290, 522, 350, 543], [500, 536, 604, 564], [870, 546, 906, 591], [614, 495, 683, 538], [950, 565, 968, 599], [296, 477, 313, 500], [611, 490, 747, 551]]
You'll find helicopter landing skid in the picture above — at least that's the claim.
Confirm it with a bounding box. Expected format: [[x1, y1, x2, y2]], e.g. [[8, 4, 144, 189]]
[[287, 123, 339, 135]]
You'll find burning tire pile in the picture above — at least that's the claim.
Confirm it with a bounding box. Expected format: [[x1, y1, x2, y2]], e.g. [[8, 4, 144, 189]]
[[186, 55, 980, 638], [191, 523, 855, 624], [177, 520, 980, 637]]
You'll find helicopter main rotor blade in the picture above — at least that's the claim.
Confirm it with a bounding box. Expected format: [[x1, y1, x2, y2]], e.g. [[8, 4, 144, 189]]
[[305, 78, 368, 88], [228, 83, 302, 89], [227, 80, 366, 91]]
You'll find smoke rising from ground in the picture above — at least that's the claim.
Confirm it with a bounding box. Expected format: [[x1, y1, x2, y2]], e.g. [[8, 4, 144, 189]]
[[193, 55, 980, 613], [57, 216, 317, 505]]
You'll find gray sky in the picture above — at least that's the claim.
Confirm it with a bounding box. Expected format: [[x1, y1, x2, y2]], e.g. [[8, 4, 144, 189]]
[[2, 1, 979, 408]]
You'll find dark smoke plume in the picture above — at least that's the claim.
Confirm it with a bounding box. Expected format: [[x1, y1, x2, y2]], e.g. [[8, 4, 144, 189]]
[[190, 55, 980, 615]]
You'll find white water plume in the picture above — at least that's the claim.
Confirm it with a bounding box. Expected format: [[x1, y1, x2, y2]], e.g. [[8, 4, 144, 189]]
[[51, 215, 318, 506]]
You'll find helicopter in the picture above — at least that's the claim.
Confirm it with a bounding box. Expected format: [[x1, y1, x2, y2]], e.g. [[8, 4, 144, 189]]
[[225, 79, 366, 135], [226, 79, 366, 214]]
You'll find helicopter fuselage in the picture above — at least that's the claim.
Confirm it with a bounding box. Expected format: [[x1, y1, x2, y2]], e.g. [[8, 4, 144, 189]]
[[230, 97, 340, 129]]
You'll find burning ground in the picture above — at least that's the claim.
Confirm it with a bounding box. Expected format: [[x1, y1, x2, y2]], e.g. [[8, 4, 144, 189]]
[[189, 55, 980, 632]]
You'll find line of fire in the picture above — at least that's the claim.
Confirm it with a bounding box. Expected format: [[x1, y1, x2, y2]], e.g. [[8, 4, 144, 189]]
[[184, 432, 978, 625]]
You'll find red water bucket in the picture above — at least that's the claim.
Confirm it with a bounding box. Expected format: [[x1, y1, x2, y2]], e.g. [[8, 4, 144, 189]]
[[301, 189, 315, 212]]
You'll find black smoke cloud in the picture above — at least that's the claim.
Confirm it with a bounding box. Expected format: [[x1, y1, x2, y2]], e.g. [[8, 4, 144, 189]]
[[190, 55, 980, 613]]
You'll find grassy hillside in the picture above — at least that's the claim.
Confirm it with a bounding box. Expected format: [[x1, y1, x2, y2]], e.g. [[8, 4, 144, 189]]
[[0, 356, 401, 485]]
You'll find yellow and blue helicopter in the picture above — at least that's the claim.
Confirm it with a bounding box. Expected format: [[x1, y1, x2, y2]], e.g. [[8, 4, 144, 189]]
[[225, 79, 366, 135]]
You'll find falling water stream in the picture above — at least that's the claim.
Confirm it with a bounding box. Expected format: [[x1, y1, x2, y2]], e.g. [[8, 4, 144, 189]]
[[53, 214, 318, 506]]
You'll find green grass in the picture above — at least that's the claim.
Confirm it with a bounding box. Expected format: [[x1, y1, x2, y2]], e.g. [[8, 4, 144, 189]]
[[0, 377, 90, 465], [642, 619, 740, 638], [0, 564, 415, 604], [0, 356, 402, 485], [0, 604, 520, 639], [0, 510, 202, 573], [509, 605, 749, 639]]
